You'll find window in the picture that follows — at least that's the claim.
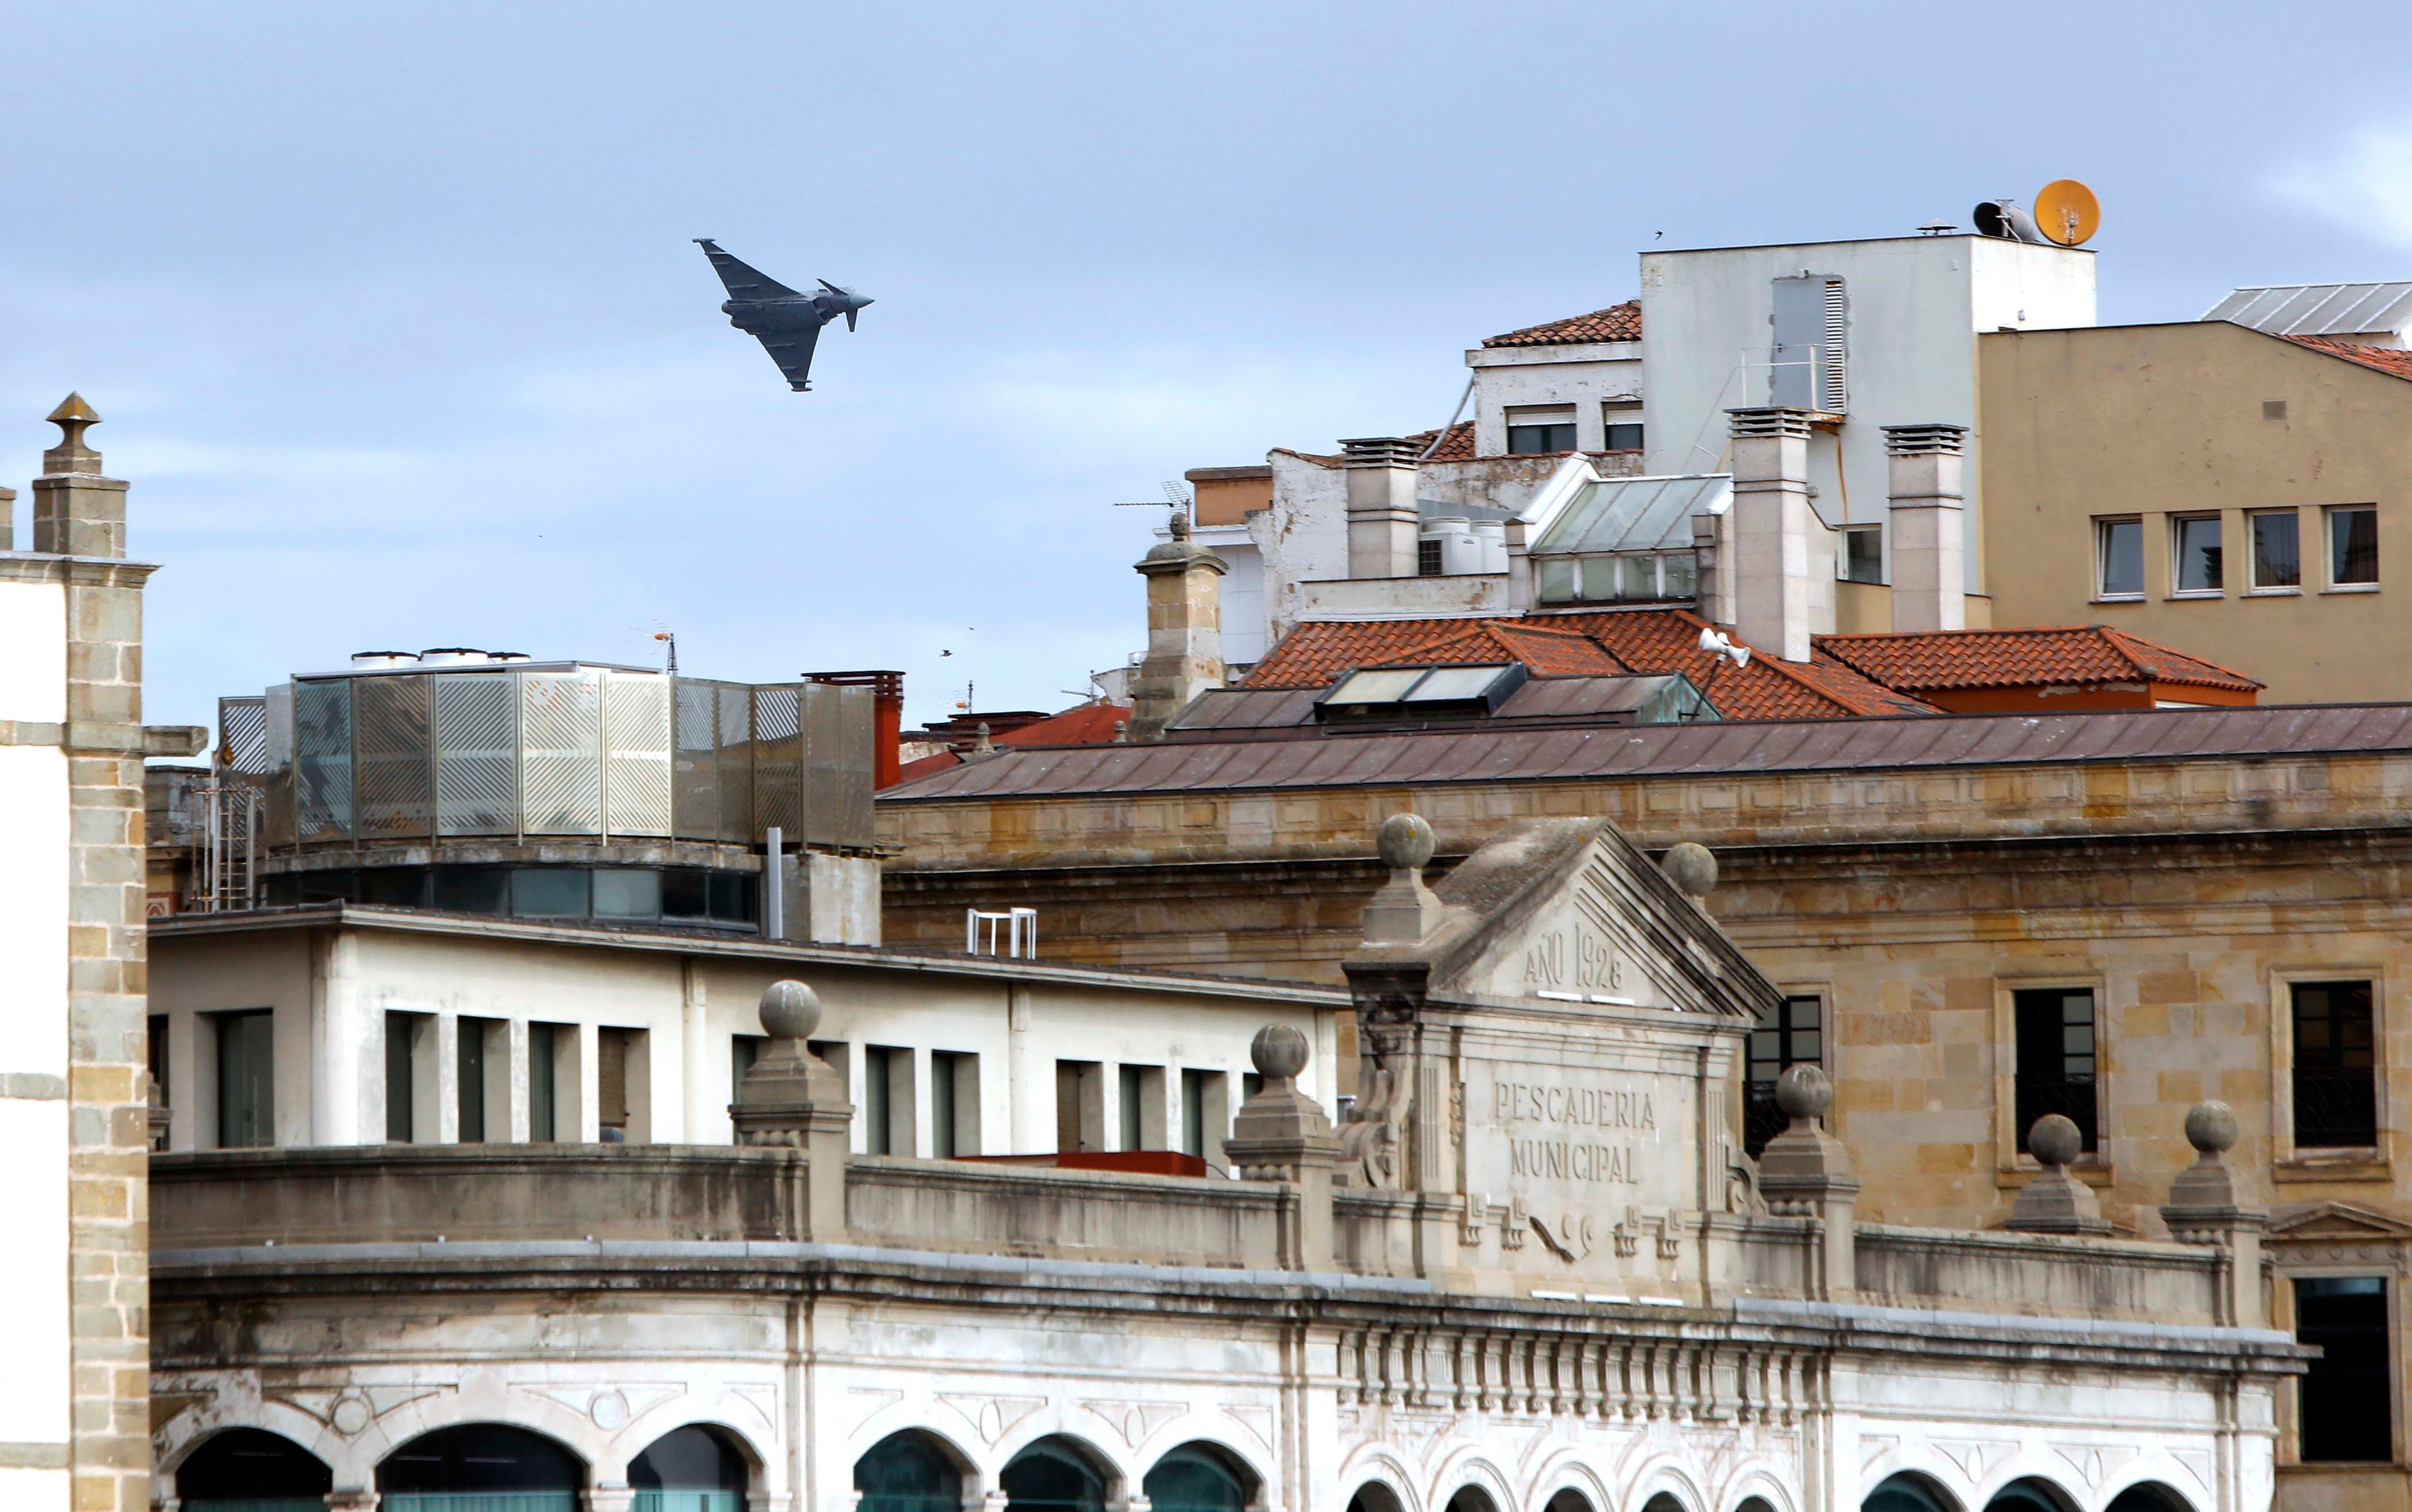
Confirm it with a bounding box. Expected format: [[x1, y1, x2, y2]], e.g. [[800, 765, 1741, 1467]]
[[1506, 406, 1578, 455], [148, 1011, 169, 1112], [1181, 1068, 1228, 1163], [215, 1010, 275, 1149], [1534, 554, 1700, 606], [2331, 505, 2379, 587], [2173, 513, 2224, 594], [932, 1051, 977, 1158], [863, 1045, 900, 1155], [1057, 1059, 1104, 1152], [592, 868, 660, 918], [511, 867, 589, 918], [597, 1026, 637, 1140], [385, 1012, 416, 1142], [1603, 423, 1645, 451], [2292, 980, 2376, 1149], [732, 1033, 766, 1108], [2296, 1277, 2392, 1461], [1119, 1063, 1165, 1151], [528, 1022, 561, 1142], [1417, 539, 1443, 577], [2097, 517, 2144, 599], [1744, 995, 1822, 1158], [458, 1018, 493, 1142], [2250, 509, 2301, 590], [2013, 988, 2097, 1155], [1841, 526, 1883, 585]]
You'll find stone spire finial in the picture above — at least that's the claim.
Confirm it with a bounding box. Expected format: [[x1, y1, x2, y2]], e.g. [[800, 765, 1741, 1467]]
[[1223, 1023, 1342, 1269], [1362, 813, 1445, 945], [1661, 841, 1718, 897], [45, 393, 102, 472], [2004, 1114, 2112, 1235], [1757, 1064, 1860, 1209], [730, 980, 852, 1148], [2160, 1100, 2268, 1326]]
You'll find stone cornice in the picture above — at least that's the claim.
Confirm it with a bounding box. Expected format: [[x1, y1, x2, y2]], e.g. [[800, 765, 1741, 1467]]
[[0, 552, 159, 586]]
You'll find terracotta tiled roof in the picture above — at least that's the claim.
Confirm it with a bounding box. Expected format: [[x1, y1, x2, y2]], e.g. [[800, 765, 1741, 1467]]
[[1370, 620, 1634, 678], [1815, 626, 2262, 694], [1244, 609, 1935, 721], [1400, 420, 1475, 462], [999, 700, 1135, 746], [895, 750, 962, 783], [2286, 334, 2412, 381], [1483, 301, 1641, 348]]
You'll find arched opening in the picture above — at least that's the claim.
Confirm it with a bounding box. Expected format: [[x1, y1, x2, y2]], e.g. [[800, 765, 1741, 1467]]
[[1447, 1488, 1501, 1512], [631, 1425, 750, 1511], [1644, 1496, 1690, 1512], [1548, 1491, 1601, 1512], [176, 1429, 334, 1511], [1346, 1482, 1408, 1512], [1002, 1437, 1108, 1512], [1735, 1498, 1779, 1512], [1868, 1476, 1955, 1512], [1145, 1444, 1250, 1512], [379, 1424, 584, 1510], [857, 1430, 967, 1512], [1986, 1482, 2071, 1512], [2106, 1486, 2192, 1512]]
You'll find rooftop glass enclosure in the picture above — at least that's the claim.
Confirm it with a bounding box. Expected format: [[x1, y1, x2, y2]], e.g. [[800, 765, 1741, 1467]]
[[1530, 473, 1728, 608], [219, 663, 875, 853]]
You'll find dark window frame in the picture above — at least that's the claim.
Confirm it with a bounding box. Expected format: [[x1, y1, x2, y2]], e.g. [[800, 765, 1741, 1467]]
[[2012, 987, 2099, 1155], [1744, 993, 1824, 1158], [2330, 505, 2380, 588], [2291, 980, 2378, 1151], [1417, 539, 1444, 577], [2295, 1275, 2394, 1463], [1506, 421, 1579, 455]]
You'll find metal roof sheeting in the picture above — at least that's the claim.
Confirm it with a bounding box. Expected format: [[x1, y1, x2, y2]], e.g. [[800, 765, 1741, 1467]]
[[883, 704, 2412, 802], [1533, 475, 1730, 556], [2205, 283, 2412, 338]]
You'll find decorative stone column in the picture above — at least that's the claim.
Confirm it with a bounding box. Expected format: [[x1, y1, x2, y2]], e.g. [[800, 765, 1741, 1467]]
[[2003, 1115, 2112, 1236], [730, 980, 855, 1242], [1223, 1025, 1343, 1271], [2161, 1100, 2270, 1328], [1128, 512, 1226, 741], [324, 1491, 380, 1511], [582, 1488, 635, 1512], [1756, 1065, 1860, 1298]]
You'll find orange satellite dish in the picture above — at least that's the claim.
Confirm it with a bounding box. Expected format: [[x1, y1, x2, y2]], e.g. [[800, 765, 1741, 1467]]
[[2034, 179, 2101, 246]]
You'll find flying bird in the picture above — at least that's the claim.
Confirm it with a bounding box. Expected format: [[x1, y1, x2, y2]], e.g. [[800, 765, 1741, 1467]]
[[693, 239, 872, 392]]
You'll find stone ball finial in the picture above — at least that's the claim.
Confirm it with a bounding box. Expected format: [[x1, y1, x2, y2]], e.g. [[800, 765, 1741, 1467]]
[[1773, 1063, 1833, 1122], [1662, 842, 1718, 896], [1376, 813, 1436, 872], [759, 979, 822, 1041], [1251, 1023, 1309, 1082], [2185, 1100, 2240, 1157], [2027, 1113, 2083, 1170]]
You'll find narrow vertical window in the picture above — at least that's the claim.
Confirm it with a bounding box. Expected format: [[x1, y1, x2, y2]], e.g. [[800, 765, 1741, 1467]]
[[931, 1051, 960, 1159], [1056, 1060, 1103, 1152], [1841, 527, 1883, 585], [2097, 517, 2144, 598], [458, 1020, 487, 1143], [2173, 514, 2225, 593], [149, 1014, 171, 1150], [2292, 981, 2377, 1148], [1745, 995, 1823, 1158], [2296, 1277, 2392, 1461], [385, 1012, 414, 1143], [863, 1045, 895, 1155], [2330, 505, 2380, 586], [596, 1027, 632, 1140], [528, 1023, 558, 1143], [215, 1010, 275, 1150], [1119, 1064, 1146, 1151], [2251, 510, 2301, 589], [2013, 988, 2098, 1154], [732, 1033, 765, 1108]]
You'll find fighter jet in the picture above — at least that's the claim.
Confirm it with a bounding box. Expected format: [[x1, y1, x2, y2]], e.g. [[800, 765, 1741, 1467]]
[[693, 239, 872, 392]]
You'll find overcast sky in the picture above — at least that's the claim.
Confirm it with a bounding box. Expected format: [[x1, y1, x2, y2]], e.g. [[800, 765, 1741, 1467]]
[[6, 1, 2409, 733]]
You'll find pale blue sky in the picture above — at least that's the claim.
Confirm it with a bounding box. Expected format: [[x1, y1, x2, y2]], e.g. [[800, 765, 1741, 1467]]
[[5, 1, 2408, 730]]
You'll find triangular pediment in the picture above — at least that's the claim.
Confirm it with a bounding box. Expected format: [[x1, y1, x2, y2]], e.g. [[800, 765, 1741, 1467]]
[[2270, 1201, 2412, 1241], [1390, 817, 1776, 1022]]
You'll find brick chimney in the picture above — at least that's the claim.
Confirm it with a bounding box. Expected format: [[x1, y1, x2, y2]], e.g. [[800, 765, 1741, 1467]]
[[32, 393, 129, 559], [1884, 423, 1967, 633], [1340, 436, 1420, 579], [1726, 407, 1816, 662], [1128, 511, 1226, 740]]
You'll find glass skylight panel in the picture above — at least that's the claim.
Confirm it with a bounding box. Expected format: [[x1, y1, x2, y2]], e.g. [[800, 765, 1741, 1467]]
[[1327, 668, 1425, 704], [1402, 665, 1509, 701]]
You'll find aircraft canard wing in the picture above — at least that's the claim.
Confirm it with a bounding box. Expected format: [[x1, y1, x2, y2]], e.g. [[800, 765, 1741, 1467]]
[[751, 319, 822, 391], [695, 239, 803, 301]]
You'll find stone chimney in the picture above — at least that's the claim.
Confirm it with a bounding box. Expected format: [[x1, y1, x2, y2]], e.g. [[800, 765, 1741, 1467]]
[[1341, 436, 1421, 579], [1884, 424, 1968, 632], [32, 393, 129, 559], [1726, 408, 1816, 662], [1128, 510, 1226, 741]]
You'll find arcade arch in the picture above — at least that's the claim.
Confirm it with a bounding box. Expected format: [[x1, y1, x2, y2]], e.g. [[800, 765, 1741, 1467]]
[[176, 1429, 333, 1512], [1002, 1435, 1112, 1511], [377, 1424, 584, 1510], [629, 1424, 751, 1510], [856, 1429, 969, 1512], [1143, 1443, 1252, 1512]]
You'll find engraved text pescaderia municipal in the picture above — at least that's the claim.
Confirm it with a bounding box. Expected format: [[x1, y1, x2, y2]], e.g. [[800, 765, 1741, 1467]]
[[1493, 1078, 1655, 1185]]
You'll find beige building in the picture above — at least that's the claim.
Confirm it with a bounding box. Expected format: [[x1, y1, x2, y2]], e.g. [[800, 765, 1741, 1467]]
[[1981, 321, 2412, 706]]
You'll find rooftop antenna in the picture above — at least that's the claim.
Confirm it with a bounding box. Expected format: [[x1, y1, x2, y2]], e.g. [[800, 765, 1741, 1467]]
[[2033, 178, 2101, 247], [1114, 479, 1195, 531], [652, 629, 678, 674]]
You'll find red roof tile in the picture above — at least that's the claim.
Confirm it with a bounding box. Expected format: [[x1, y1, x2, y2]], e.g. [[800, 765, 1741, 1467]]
[[998, 701, 1135, 747], [895, 750, 961, 783], [1244, 609, 1935, 721], [1815, 626, 2261, 694], [1400, 420, 1475, 462], [1484, 301, 1642, 348], [2286, 334, 2412, 381]]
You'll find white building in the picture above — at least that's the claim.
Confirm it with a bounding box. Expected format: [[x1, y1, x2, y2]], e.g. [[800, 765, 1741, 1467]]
[[148, 814, 2294, 1512]]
